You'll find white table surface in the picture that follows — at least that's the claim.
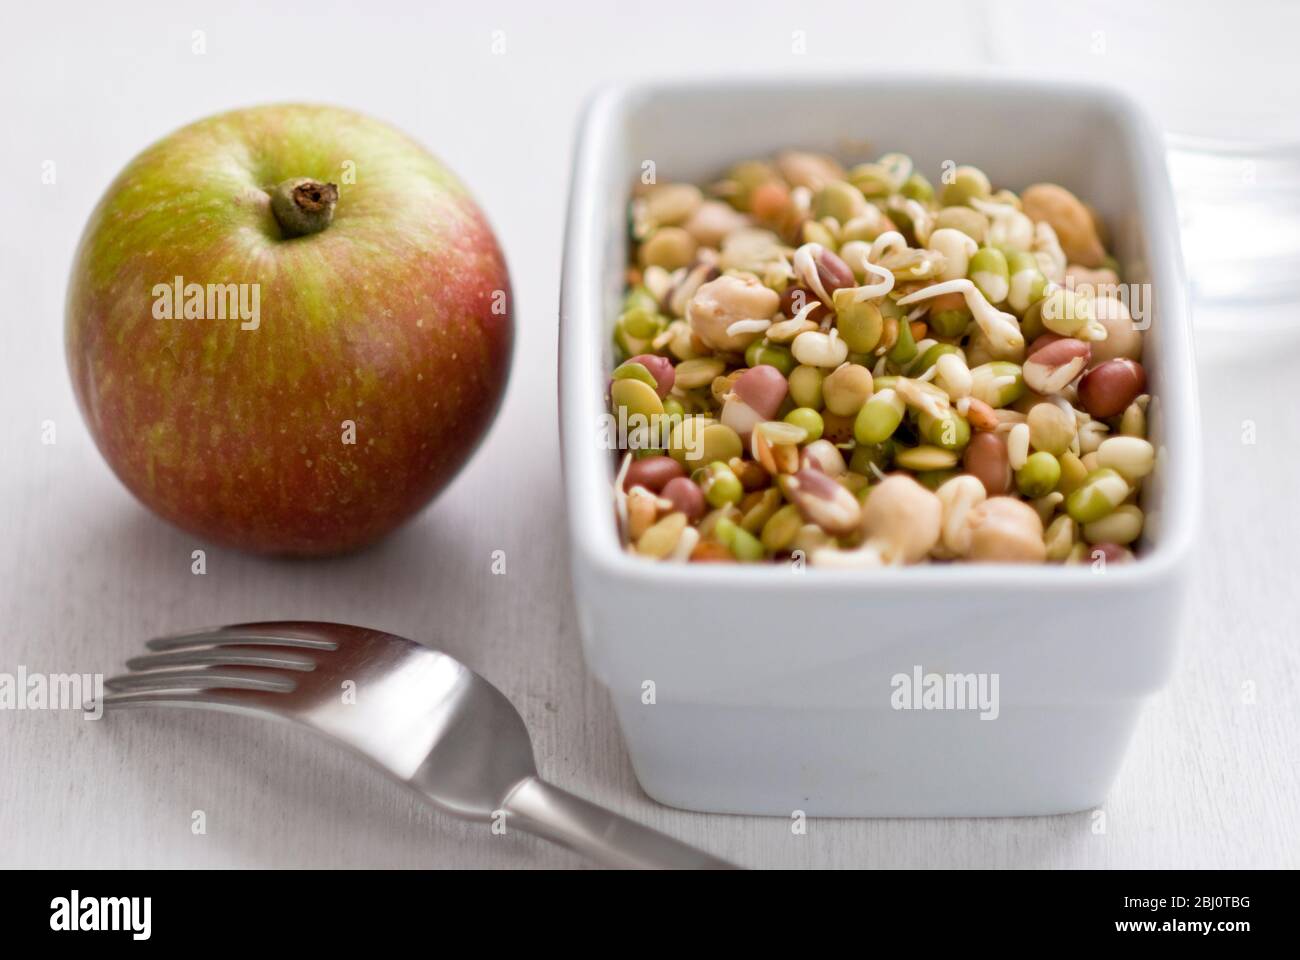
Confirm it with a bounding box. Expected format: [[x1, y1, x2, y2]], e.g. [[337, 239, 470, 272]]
[[2, 0, 1297, 869]]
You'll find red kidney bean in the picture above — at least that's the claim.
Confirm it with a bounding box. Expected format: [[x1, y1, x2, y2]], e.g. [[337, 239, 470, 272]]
[[1026, 332, 1064, 355], [815, 248, 855, 295], [1022, 337, 1091, 395], [623, 455, 684, 493], [1077, 358, 1146, 419], [626, 353, 675, 398], [661, 476, 706, 521], [732, 365, 788, 420], [779, 284, 827, 322], [962, 431, 1012, 497]]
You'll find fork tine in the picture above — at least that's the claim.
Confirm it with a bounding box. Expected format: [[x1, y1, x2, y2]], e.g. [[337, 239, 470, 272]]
[[146, 628, 338, 653], [146, 629, 338, 652], [98, 691, 209, 709], [96, 689, 259, 711], [126, 648, 318, 672], [105, 667, 297, 694]]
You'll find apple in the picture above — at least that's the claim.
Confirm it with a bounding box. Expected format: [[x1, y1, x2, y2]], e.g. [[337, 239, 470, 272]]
[[66, 104, 513, 555]]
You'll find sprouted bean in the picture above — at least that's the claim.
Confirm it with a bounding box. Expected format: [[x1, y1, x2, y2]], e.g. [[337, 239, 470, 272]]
[[612, 149, 1155, 565]]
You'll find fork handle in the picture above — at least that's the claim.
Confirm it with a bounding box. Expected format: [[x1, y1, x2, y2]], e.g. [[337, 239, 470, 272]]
[[502, 776, 736, 870]]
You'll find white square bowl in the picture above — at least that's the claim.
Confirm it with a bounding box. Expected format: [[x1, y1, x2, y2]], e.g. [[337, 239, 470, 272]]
[[559, 77, 1200, 817]]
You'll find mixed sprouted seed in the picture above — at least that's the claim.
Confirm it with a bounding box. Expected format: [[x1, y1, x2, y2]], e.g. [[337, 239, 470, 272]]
[[609, 150, 1155, 566]]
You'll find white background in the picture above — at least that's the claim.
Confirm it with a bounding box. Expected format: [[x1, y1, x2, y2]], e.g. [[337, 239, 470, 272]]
[[1, 0, 1297, 868]]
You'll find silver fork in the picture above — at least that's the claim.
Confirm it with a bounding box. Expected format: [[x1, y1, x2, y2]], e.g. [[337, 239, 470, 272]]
[[98, 620, 735, 870]]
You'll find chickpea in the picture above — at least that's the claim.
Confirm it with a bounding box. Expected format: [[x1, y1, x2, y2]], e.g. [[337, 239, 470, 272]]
[[686, 274, 780, 352], [936, 475, 986, 557], [861, 474, 942, 564], [1021, 183, 1106, 268], [965, 496, 1047, 563]]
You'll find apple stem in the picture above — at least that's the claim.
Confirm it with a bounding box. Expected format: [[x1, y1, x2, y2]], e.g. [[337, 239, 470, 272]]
[[269, 178, 339, 238]]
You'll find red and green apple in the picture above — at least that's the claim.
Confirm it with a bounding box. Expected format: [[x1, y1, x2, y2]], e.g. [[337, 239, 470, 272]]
[[66, 104, 512, 555]]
